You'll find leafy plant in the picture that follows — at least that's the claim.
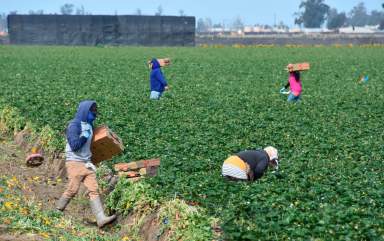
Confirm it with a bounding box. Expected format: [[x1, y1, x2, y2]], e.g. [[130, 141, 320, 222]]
[[0, 45, 384, 239]]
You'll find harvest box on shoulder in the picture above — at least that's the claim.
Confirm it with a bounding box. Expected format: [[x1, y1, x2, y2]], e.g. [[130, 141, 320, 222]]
[[91, 125, 124, 165], [286, 62, 310, 72]]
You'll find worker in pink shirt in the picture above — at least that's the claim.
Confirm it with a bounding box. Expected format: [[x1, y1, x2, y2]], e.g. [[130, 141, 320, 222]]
[[281, 69, 302, 102]]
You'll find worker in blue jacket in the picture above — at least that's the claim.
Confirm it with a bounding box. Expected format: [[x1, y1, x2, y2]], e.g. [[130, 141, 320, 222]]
[[149, 58, 169, 100], [56, 100, 116, 228]]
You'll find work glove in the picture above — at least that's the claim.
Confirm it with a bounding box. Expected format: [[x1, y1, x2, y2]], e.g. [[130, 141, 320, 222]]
[[80, 123, 92, 139], [280, 87, 290, 95], [85, 162, 97, 172], [80, 129, 91, 139]]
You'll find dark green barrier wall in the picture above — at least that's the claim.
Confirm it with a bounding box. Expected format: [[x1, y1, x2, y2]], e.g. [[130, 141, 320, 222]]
[[8, 15, 195, 46]]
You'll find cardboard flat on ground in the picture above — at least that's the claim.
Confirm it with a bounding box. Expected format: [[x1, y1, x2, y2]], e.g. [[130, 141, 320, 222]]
[[114, 159, 160, 172], [287, 62, 310, 72], [127, 177, 142, 183], [139, 166, 159, 177], [91, 126, 124, 165], [118, 171, 140, 178], [118, 167, 159, 178]]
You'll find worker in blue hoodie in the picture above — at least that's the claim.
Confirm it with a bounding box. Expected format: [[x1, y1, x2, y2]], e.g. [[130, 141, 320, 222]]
[[56, 100, 116, 228], [149, 58, 169, 100]]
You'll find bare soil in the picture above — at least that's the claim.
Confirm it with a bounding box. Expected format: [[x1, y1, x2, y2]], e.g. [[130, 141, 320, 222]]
[[0, 137, 106, 239], [0, 135, 162, 240]]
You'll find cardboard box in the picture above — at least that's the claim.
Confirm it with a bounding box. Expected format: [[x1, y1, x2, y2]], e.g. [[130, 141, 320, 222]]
[[91, 125, 124, 165], [158, 58, 171, 67], [118, 171, 140, 178], [114, 159, 160, 172], [127, 177, 142, 183], [148, 58, 171, 68], [287, 62, 310, 72], [139, 166, 159, 177]]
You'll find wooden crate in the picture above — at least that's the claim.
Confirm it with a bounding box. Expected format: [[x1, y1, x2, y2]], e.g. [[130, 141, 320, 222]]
[[114, 159, 160, 172], [148, 58, 171, 68], [287, 62, 310, 72], [91, 125, 124, 165], [157, 58, 171, 67]]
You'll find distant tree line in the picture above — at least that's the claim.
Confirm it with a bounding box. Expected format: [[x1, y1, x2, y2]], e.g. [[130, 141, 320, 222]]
[[59, 4, 91, 15], [295, 0, 384, 30], [197, 1, 384, 33], [58, 3, 185, 17]]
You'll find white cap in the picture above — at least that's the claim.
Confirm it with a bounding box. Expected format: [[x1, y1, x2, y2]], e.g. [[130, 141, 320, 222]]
[[264, 146, 278, 161]]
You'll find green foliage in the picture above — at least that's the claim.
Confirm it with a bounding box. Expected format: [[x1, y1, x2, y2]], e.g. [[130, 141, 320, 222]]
[[0, 106, 25, 135], [157, 199, 217, 241], [0, 104, 63, 151], [348, 2, 369, 27], [327, 8, 347, 30], [1, 45, 384, 239], [40, 125, 63, 152], [295, 0, 330, 28], [95, 163, 114, 192], [0, 176, 120, 240], [107, 179, 158, 215]]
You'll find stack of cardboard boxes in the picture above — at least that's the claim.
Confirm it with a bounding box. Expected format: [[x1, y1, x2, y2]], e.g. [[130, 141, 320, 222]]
[[91, 126, 160, 182], [114, 159, 161, 182]]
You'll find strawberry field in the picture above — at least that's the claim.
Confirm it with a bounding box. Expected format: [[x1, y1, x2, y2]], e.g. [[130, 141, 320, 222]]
[[1, 45, 384, 240]]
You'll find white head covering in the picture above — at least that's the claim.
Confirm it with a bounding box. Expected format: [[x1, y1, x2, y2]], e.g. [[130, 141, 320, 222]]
[[263, 146, 278, 161]]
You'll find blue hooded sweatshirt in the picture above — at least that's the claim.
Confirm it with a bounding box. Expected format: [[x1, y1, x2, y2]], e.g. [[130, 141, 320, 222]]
[[150, 59, 168, 92], [65, 100, 96, 162]]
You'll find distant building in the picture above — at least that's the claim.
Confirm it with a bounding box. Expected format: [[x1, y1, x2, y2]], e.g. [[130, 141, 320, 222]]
[[199, 23, 383, 36], [301, 28, 334, 34], [289, 28, 302, 33], [338, 26, 378, 34], [8, 14, 196, 46], [272, 27, 288, 33], [243, 25, 274, 34]]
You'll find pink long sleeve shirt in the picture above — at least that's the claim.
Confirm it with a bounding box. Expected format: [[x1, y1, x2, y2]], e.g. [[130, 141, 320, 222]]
[[289, 73, 302, 96]]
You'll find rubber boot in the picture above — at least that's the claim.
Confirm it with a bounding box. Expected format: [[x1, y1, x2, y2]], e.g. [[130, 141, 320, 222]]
[[56, 196, 71, 211], [90, 196, 116, 228]]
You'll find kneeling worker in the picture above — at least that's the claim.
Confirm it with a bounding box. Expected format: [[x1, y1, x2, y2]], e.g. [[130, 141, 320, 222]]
[[222, 146, 279, 181]]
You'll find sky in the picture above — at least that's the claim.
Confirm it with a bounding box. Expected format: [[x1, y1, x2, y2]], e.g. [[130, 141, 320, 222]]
[[0, 0, 383, 27]]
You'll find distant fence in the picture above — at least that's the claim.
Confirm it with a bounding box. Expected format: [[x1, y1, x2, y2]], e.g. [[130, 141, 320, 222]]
[[196, 34, 384, 46], [8, 14, 195, 46]]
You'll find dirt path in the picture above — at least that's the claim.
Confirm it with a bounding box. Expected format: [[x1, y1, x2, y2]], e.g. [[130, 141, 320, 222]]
[[0, 138, 101, 239], [0, 137, 172, 241]]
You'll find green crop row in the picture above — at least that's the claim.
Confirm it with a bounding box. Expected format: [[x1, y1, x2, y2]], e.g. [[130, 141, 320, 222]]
[[0, 45, 383, 240]]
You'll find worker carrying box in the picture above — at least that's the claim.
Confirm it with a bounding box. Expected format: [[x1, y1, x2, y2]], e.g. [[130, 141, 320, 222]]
[[57, 100, 118, 228], [280, 63, 310, 103], [147, 58, 171, 100]]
